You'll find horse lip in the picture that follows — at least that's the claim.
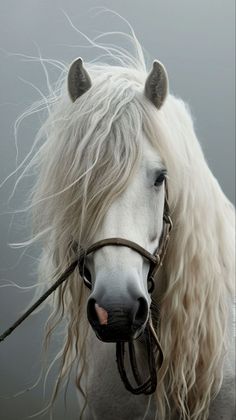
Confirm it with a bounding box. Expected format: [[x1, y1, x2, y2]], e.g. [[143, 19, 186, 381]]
[[90, 321, 145, 343]]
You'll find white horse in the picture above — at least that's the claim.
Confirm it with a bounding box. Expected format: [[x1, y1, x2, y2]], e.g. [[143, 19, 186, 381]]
[[21, 36, 234, 420]]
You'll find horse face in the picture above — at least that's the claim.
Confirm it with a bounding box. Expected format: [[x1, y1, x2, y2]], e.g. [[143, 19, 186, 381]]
[[86, 137, 166, 342]]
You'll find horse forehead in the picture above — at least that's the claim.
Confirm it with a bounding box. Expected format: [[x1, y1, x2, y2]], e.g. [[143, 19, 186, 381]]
[[103, 139, 163, 218], [141, 135, 163, 169], [110, 137, 163, 204]]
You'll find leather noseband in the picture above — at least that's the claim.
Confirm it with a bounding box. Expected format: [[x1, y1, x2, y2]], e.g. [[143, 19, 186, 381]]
[[78, 184, 172, 294]]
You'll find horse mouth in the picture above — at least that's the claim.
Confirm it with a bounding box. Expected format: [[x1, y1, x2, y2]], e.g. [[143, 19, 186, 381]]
[[87, 302, 147, 342], [92, 321, 145, 342]]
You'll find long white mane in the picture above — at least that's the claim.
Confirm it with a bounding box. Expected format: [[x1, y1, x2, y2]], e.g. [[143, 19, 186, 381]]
[[9, 27, 235, 420]]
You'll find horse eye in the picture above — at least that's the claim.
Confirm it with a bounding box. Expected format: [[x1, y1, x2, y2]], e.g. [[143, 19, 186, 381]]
[[154, 170, 166, 187]]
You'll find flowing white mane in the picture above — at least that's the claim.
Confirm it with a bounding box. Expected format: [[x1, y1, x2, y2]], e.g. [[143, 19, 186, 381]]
[[10, 30, 235, 420]]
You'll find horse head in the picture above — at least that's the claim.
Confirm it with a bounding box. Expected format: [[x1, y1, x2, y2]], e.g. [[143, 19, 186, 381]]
[[68, 58, 169, 343]]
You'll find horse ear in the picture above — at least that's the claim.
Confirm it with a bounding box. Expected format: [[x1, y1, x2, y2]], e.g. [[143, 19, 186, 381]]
[[68, 58, 92, 102], [144, 60, 168, 109]]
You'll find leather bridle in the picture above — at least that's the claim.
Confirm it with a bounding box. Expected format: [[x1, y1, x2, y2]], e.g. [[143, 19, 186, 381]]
[[0, 182, 172, 396], [78, 203, 172, 294], [76, 183, 172, 394]]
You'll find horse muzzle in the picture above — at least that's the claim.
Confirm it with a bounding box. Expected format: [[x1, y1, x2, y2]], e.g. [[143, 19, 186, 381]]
[[87, 296, 149, 342]]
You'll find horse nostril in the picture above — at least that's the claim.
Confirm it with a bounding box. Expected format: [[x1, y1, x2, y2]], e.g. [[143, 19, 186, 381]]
[[87, 298, 99, 325], [95, 303, 108, 325], [87, 298, 109, 326], [134, 297, 148, 324]]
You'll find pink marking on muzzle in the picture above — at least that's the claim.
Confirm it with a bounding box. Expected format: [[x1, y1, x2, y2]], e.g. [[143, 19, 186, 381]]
[[95, 303, 108, 325]]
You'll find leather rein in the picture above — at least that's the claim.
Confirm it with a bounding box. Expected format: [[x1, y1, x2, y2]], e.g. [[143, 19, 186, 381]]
[[0, 185, 172, 396]]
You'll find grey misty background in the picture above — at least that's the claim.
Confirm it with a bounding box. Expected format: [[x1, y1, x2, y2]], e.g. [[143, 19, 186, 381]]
[[0, 1, 234, 419]]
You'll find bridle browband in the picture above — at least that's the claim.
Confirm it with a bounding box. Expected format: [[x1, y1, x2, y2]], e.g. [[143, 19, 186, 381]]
[[0, 183, 172, 396]]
